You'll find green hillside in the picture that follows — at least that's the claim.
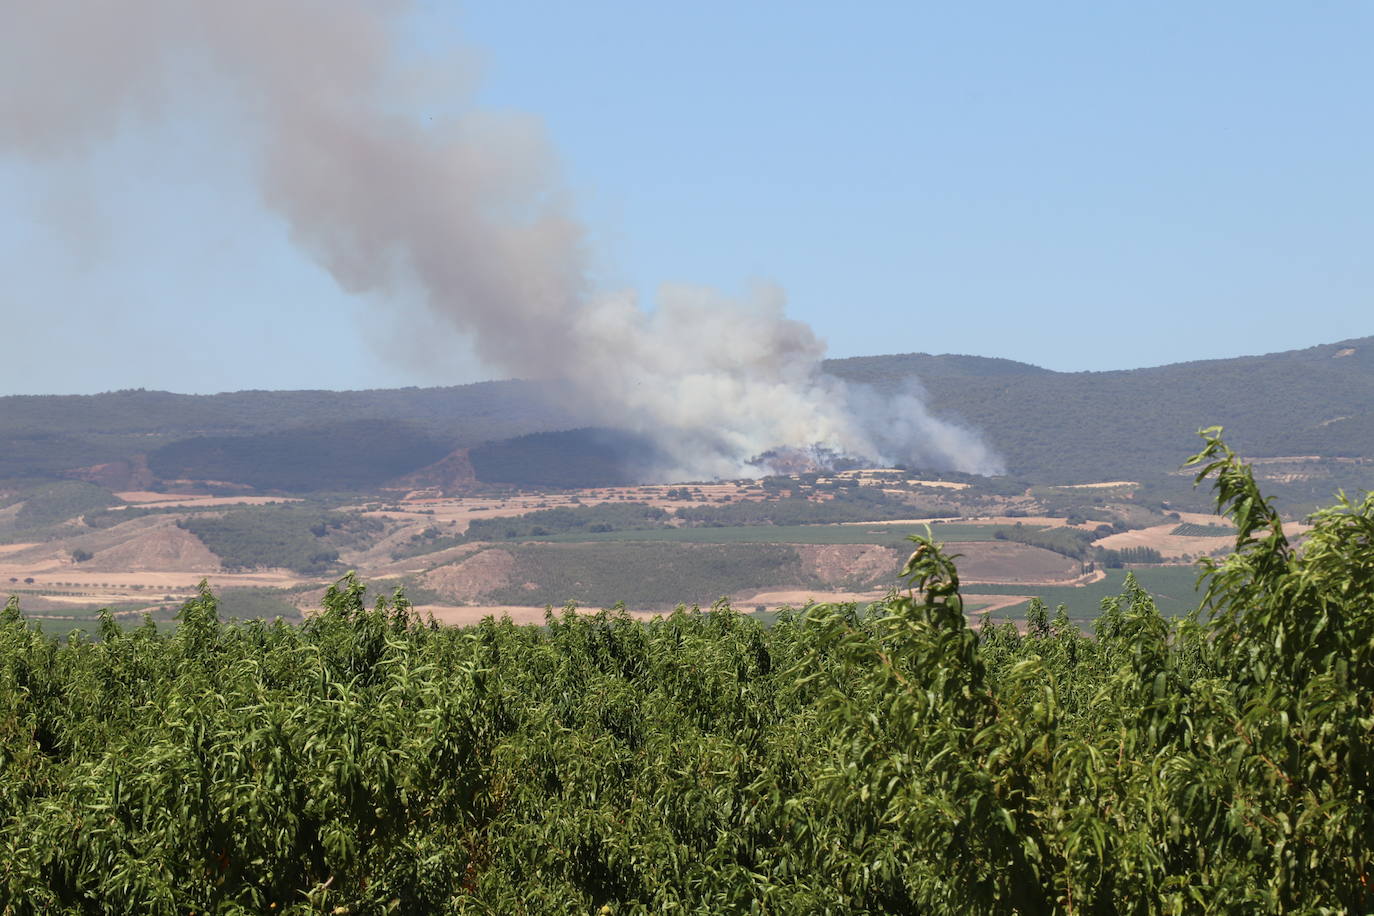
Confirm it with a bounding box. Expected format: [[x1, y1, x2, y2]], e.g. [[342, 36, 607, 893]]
[[148, 420, 454, 492], [0, 481, 121, 538], [468, 428, 665, 489], [0, 381, 566, 482], [825, 336, 1374, 481]]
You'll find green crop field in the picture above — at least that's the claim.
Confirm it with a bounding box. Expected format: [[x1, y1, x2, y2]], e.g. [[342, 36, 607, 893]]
[[531, 521, 1033, 546], [481, 542, 812, 608], [1170, 521, 1235, 537], [965, 564, 1204, 621]]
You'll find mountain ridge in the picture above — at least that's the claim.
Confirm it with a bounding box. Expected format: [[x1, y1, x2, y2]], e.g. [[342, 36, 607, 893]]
[[3, 335, 1371, 488]]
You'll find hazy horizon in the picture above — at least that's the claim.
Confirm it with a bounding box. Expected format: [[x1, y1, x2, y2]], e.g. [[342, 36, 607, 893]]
[[2, 332, 1369, 400]]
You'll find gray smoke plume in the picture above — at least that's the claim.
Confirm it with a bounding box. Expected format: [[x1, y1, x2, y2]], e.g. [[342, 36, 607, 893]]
[[0, 0, 1004, 479]]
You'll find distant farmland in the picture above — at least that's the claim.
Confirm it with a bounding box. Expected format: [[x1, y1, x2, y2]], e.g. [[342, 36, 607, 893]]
[[529, 521, 1034, 546]]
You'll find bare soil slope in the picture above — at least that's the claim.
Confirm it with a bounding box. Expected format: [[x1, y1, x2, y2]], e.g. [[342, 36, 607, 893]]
[[421, 549, 517, 603], [797, 545, 904, 587], [87, 526, 222, 572]]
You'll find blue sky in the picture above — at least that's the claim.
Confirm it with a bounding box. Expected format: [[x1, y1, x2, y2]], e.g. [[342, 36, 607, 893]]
[[2, 1, 1370, 395]]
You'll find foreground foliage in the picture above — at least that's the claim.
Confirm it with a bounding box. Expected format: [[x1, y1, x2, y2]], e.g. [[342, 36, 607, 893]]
[[1, 433, 1371, 914]]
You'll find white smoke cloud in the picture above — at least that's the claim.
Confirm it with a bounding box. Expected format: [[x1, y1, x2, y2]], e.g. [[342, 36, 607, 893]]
[[0, 0, 1004, 479]]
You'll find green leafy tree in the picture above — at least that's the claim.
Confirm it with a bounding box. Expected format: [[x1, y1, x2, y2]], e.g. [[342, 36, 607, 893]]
[[0, 431, 1371, 912]]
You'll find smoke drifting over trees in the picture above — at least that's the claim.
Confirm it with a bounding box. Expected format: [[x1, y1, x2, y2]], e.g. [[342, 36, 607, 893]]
[[0, 0, 1003, 478]]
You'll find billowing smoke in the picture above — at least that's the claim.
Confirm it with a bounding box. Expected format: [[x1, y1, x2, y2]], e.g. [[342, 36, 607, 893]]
[[0, 0, 1004, 479], [569, 286, 1003, 478]]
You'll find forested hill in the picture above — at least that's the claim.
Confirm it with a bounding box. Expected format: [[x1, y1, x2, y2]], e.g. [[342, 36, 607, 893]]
[[825, 336, 1374, 481], [2, 336, 1371, 487], [0, 380, 562, 440], [0, 381, 568, 485]]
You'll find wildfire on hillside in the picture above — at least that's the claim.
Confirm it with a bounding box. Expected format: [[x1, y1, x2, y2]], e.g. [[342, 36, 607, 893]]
[[748, 445, 869, 476]]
